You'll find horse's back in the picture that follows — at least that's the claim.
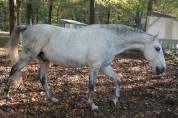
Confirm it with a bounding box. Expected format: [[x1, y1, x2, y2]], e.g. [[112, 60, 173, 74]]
[[21, 24, 117, 67]]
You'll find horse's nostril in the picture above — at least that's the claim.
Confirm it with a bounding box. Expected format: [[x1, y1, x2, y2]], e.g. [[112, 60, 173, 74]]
[[161, 67, 165, 72], [156, 66, 159, 72], [156, 66, 165, 74]]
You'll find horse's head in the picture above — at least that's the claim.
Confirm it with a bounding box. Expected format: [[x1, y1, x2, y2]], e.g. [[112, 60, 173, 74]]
[[143, 34, 166, 74]]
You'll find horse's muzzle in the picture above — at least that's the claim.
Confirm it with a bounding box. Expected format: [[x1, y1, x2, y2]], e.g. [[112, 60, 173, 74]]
[[156, 66, 165, 74]]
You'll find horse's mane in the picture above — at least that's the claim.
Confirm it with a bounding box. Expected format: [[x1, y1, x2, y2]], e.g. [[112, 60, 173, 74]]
[[92, 24, 152, 36]]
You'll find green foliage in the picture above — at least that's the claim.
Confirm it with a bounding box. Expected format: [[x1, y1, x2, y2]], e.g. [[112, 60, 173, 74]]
[[164, 48, 178, 60], [154, 0, 178, 17], [96, 0, 147, 27], [0, 0, 9, 31], [0, 0, 178, 31]]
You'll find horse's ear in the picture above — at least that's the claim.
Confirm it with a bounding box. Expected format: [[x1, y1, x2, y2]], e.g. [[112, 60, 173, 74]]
[[153, 33, 159, 39], [152, 33, 159, 41]]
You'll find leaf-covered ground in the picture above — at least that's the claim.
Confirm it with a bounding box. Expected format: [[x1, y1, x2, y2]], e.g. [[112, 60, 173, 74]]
[[0, 48, 178, 118]]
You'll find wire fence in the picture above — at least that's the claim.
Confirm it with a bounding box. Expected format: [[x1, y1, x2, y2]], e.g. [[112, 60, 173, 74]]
[[160, 39, 178, 54]]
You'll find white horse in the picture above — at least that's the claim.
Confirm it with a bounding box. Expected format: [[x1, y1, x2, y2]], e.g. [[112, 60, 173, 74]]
[[4, 24, 166, 111]]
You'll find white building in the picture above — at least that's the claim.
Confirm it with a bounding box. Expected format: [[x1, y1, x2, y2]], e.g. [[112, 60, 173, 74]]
[[146, 12, 178, 40]]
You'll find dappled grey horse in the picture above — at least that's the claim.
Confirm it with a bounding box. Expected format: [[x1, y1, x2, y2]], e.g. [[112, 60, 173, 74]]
[[4, 24, 166, 110]]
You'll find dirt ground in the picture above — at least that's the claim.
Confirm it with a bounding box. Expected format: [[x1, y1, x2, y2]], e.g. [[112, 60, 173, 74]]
[[0, 34, 178, 118]]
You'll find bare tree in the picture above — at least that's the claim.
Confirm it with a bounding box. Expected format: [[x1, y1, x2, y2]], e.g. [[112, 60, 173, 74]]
[[48, 0, 53, 24], [145, 0, 154, 31], [89, 0, 95, 24], [27, 0, 32, 25], [135, 7, 143, 29], [147, 0, 153, 16], [16, 0, 21, 25], [9, 0, 17, 34], [106, 8, 110, 24]]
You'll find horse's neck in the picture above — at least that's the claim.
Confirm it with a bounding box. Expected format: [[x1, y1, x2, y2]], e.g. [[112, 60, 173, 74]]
[[113, 33, 149, 54], [120, 42, 144, 52]]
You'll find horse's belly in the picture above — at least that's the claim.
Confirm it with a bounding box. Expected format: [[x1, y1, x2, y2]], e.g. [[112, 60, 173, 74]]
[[44, 49, 87, 67], [51, 57, 86, 67], [42, 34, 89, 67]]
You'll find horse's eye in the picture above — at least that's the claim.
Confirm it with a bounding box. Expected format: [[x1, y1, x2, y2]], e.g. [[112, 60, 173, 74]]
[[155, 47, 160, 52]]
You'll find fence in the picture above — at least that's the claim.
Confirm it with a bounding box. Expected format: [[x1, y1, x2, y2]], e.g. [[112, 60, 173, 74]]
[[160, 39, 178, 53]]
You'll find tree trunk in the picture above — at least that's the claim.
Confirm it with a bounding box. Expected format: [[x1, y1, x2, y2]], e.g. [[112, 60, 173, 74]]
[[16, 0, 21, 25], [106, 8, 110, 24], [48, 0, 53, 24], [35, 9, 39, 24], [0, 2, 3, 28], [27, 0, 32, 25], [9, 0, 17, 34], [56, 6, 60, 24], [145, 0, 153, 31], [89, 0, 95, 24], [135, 8, 143, 29], [147, 0, 153, 16]]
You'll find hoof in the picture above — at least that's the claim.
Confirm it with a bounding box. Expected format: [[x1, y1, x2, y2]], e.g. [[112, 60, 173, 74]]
[[110, 100, 116, 109], [48, 97, 59, 102], [110, 99, 121, 110], [2, 93, 11, 100], [91, 104, 98, 111], [112, 98, 118, 106], [92, 108, 99, 113], [110, 97, 118, 109]]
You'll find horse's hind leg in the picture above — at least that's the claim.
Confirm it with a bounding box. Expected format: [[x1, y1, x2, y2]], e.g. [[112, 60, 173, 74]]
[[38, 59, 58, 102], [101, 65, 121, 106], [4, 56, 34, 98]]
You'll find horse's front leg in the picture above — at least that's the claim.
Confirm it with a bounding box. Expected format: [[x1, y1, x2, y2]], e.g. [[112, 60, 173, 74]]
[[102, 65, 121, 106], [88, 68, 99, 111], [39, 60, 58, 102]]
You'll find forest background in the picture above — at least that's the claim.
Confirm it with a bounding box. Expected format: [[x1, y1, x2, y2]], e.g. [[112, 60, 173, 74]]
[[0, 0, 178, 32]]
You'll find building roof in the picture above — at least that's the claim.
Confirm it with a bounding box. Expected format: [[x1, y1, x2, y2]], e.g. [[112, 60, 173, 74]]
[[60, 19, 87, 25], [151, 12, 177, 19]]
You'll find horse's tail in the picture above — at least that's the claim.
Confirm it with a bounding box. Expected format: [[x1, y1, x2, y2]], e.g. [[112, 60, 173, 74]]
[[6, 25, 27, 86], [7, 25, 27, 64]]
